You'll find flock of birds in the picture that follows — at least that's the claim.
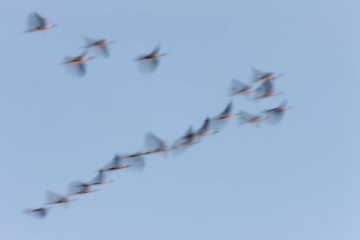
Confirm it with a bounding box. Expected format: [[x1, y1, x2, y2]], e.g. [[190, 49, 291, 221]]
[[25, 12, 292, 219]]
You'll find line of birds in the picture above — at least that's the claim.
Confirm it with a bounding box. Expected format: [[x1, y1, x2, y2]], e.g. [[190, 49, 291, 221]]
[[24, 12, 292, 219], [25, 66, 291, 218], [27, 12, 167, 77]]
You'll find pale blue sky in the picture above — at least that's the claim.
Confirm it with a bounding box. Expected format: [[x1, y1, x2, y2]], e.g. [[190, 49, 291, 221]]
[[1, 0, 359, 239]]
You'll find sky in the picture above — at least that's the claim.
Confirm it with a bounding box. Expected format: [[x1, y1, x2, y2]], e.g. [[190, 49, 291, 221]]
[[0, 0, 359, 239]]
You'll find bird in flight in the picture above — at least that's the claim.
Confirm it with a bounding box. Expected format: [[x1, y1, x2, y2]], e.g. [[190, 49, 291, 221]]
[[25, 207, 50, 219], [46, 191, 74, 205], [103, 154, 130, 171], [144, 132, 172, 155], [27, 12, 56, 32], [229, 79, 254, 96], [252, 68, 280, 83], [254, 80, 280, 100], [136, 45, 167, 73], [87, 169, 111, 186], [263, 100, 291, 123], [237, 111, 267, 125], [84, 36, 114, 57], [64, 51, 93, 77]]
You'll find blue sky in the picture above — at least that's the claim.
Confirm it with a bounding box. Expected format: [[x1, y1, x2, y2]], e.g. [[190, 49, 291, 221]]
[[1, 0, 359, 239]]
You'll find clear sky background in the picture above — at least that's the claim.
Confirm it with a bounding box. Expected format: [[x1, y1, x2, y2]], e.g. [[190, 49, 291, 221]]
[[0, 0, 359, 239]]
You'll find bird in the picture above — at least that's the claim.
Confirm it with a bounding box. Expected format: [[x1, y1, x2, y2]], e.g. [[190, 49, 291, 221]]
[[193, 117, 217, 138], [125, 151, 148, 159], [103, 154, 130, 171], [69, 181, 96, 195], [254, 80, 280, 100], [144, 132, 172, 155], [64, 50, 93, 77], [172, 126, 199, 149], [46, 190, 73, 205], [27, 12, 56, 32], [87, 169, 110, 186], [84, 36, 114, 57], [252, 68, 280, 83], [229, 78, 255, 96], [136, 45, 167, 73], [211, 101, 236, 121], [263, 100, 291, 123], [26, 207, 50, 219], [237, 111, 267, 125]]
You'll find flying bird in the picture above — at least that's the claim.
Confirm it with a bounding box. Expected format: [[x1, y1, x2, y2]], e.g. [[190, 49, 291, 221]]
[[263, 100, 291, 123], [103, 154, 130, 171], [46, 190, 73, 205], [254, 80, 280, 100], [26, 207, 50, 219], [27, 12, 56, 32], [84, 36, 113, 57], [211, 101, 236, 121], [125, 151, 148, 159], [87, 169, 110, 186], [252, 68, 280, 83], [229, 79, 254, 96], [173, 126, 199, 149], [136, 45, 167, 73], [64, 50, 93, 77], [237, 111, 267, 125], [193, 117, 216, 138], [69, 181, 96, 195], [144, 132, 172, 155]]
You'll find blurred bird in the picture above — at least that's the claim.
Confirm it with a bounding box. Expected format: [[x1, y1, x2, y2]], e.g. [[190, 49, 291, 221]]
[[125, 151, 148, 159], [64, 50, 93, 77], [173, 126, 199, 149], [254, 80, 280, 99], [136, 45, 167, 73], [84, 36, 113, 57], [237, 111, 267, 125], [103, 154, 130, 171], [229, 79, 254, 96], [26, 207, 50, 219], [252, 68, 280, 83], [193, 117, 216, 138], [46, 191, 73, 205], [263, 100, 291, 123], [87, 169, 110, 186], [211, 101, 236, 121], [69, 181, 96, 195], [144, 132, 172, 155], [27, 12, 56, 32], [124, 156, 146, 171]]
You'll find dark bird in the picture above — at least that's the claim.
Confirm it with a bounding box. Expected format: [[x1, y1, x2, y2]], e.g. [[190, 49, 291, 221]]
[[237, 111, 267, 125], [27, 12, 56, 32], [144, 132, 172, 155], [252, 68, 280, 83], [46, 190, 73, 205], [193, 117, 217, 138], [103, 154, 130, 171], [69, 181, 96, 195], [136, 45, 167, 73], [84, 36, 113, 57], [263, 100, 291, 123], [254, 80, 280, 100], [87, 169, 110, 186], [26, 207, 50, 219], [64, 50, 93, 77], [229, 78, 254, 96]]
